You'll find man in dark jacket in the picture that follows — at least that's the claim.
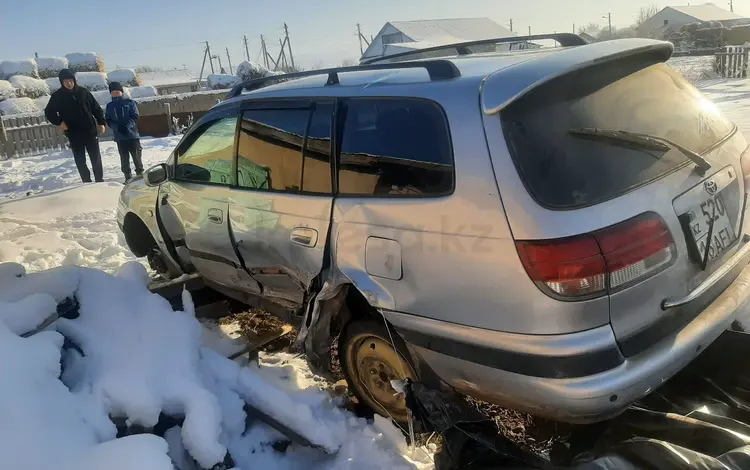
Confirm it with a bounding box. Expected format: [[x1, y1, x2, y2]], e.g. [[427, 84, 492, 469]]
[[44, 69, 106, 183], [105, 82, 143, 180]]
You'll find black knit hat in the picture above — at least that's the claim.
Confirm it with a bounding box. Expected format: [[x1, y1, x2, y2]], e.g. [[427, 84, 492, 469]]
[[109, 81, 124, 93], [58, 68, 76, 86]]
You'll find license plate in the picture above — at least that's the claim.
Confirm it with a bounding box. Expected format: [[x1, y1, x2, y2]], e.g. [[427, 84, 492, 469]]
[[686, 193, 736, 264]]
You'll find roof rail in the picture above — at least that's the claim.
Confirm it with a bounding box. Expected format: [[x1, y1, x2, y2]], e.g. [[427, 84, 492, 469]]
[[360, 33, 588, 65], [225, 60, 461, 100]]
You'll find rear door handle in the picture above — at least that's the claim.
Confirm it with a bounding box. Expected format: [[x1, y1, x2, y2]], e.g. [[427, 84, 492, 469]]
[[290, 227, 318, 247], [207, 208, 223, 224]]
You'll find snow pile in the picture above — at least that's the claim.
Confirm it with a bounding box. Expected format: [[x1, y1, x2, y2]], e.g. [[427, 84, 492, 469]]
[[66, 52, 104, 73], [9, 75, 50, 99], [235, 60, 274, 82], [37, 56, 69, 79], [107, 69, 141, 87], [127, 85, 158, 99], [75, 72, 109, 91], [207, 74, 239, 89], [0, 97, 39, 116], [0, 59, 39, 79], [46, 77, 62, 93], [0, 261, 427, 469], [0, 265, 174, 470], [0, 80, 15, 102]]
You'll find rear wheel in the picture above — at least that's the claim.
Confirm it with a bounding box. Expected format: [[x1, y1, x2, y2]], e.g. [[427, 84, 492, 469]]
[[339, 320, 417, 424]]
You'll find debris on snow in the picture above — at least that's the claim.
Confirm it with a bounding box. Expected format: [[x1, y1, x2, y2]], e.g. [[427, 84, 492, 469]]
[[65, 52, 104, 73], [0, 97, 39, 116], [0, 59, 39, 80], [207, 74, 239, 90], [37, 57, 69, 79], [107, 69, 141, 87], [9, 75, 50, 99], [0, 80, 15, 102], [75, 72, 109, 91]]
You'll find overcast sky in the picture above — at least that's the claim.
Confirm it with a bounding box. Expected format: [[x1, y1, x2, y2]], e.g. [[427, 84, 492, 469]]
[[2, 0, 748, 72]]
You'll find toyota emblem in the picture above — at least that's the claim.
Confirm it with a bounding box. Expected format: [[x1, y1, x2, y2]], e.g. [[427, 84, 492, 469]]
[[705, 179, 718, 195]]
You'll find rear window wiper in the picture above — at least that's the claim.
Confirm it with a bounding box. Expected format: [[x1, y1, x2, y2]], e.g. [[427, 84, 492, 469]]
[[570, 128, 712, 175]]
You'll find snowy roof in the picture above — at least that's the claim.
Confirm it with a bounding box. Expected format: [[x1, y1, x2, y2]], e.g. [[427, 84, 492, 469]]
[[388, 17, 515, 44], [668, 4, 746, 21]]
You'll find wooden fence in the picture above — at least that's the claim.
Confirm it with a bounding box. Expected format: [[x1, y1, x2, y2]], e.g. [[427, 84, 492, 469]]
[[715, 46, 749, 78], [0, 114, 68, 159]]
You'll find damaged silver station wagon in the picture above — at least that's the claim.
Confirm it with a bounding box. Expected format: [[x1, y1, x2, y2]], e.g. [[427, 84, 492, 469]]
[[118, 34, 750, 425]]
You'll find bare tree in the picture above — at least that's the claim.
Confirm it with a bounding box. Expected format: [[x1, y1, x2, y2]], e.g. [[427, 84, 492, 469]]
[[578, 22, 602, 37], [636, 5, 660, 27]]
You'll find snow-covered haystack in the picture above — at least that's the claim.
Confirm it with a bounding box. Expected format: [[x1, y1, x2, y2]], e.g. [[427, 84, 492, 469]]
[[127, 85, 158, 99], [75, 72, 108, 91], [45, 77, 62, 93], [37, 57, 69, 79], [0, 80, 15, 102], [91, 90, 112, 106], [34, 95, 51, 110], [235, 60, 273, 82], [107, 69, 141, 87], [207, 74, 239, 90], [9, 75, 50, 99], [0, 59, 39, 80], [0, 97, 39, 116], [65, 53, 104, 73]]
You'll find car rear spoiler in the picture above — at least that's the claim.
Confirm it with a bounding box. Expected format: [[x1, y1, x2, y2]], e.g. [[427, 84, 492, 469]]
[[481, 39, 674, 115]]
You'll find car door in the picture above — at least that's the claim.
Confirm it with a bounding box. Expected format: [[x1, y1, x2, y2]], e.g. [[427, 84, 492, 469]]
[[159, 108, 259, 293], [228, 101, 335, 307]]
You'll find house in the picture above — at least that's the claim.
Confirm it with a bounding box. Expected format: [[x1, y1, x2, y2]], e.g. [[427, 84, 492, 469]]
[[637, 4, 749, 39], [361, 18, 516, 61]]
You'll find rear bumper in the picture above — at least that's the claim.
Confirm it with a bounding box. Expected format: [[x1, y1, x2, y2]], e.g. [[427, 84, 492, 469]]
[[386, 262, 750, 423]]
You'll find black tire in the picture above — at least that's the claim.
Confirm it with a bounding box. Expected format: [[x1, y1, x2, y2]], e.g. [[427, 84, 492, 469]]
[[339, 319, 418, 425]]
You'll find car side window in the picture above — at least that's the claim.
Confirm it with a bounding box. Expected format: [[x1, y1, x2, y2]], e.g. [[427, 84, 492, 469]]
[[237, 104, 333, 194], [174, 116, 238, 185], [338, 98, 454, 197]]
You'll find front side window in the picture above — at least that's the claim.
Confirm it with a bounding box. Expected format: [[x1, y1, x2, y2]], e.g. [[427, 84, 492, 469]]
[[175, 116, 237, 185], [237, 104, 333, 194], [338, 99, 454, 197]]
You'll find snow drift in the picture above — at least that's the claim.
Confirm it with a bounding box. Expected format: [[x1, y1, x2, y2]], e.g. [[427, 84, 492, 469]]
[[0, 59, 39, 80], [107, 69, 141, 87], [9, 75, 50, 99], [207, 74, 239, 90], [37, 57, 69, 79], [0, 80, 15, 102], [65, 53, 104, 73], [0, 97, 39, 116], [75, 72, 109, 91]]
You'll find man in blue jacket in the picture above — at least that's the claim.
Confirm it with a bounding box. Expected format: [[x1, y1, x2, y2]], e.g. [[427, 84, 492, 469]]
[[105, 82, 143, 180]]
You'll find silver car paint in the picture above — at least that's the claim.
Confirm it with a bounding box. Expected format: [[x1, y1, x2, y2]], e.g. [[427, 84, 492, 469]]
[[119, 38, 750, 422]]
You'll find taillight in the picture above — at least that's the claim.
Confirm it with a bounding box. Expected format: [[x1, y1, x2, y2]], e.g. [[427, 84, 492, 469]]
[[516, 213, 675, 299]]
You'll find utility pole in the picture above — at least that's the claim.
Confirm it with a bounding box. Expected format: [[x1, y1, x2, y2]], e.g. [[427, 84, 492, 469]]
[[198, 41, 210, 86], [528, 26, 531, 36], [730, 0, 734, 12], [357, 23, 364, 56], [573, 23, 576, 34], [206, 41, 215, 74], [243, 35, 251, 61], [226, 47, 234, 75], [284, 23, 295, 70], [279, 38, 288, 70], [214, 55, 224, 74], [603, 13, 612, 38], [260, 35, 269, 69], [509, 19, 513, 32]]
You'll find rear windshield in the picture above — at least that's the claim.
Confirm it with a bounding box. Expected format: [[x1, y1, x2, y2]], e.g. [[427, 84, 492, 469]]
[[501, 61, 735, 209]]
